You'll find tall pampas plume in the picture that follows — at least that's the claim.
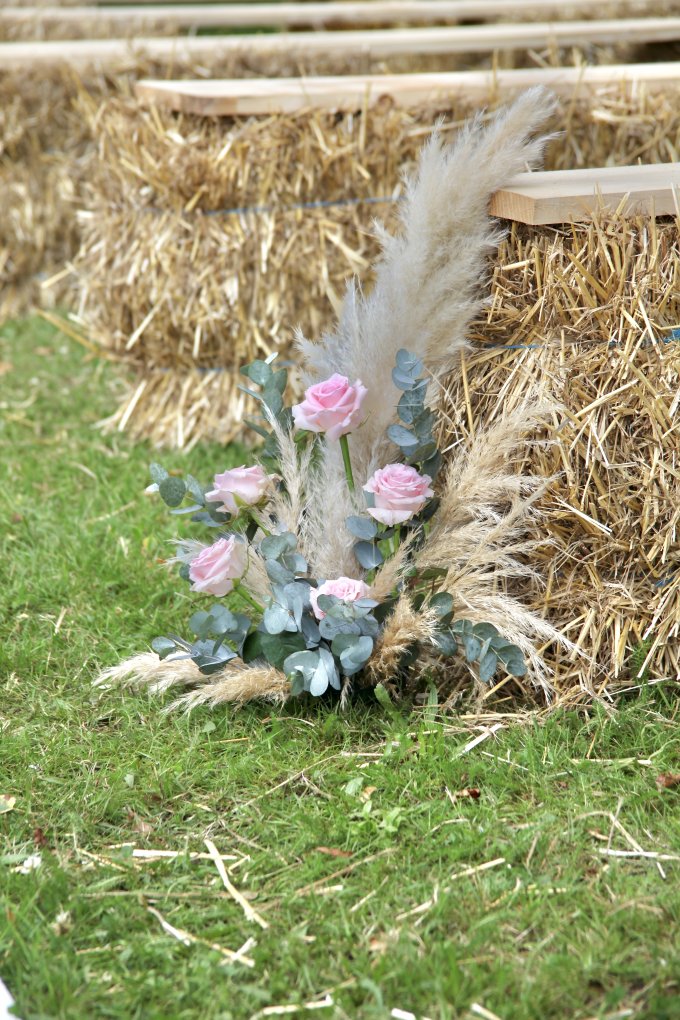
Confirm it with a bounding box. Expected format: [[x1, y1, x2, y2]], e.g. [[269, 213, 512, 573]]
[[99, 88, 563, 709], [297, 86, 558, 576]]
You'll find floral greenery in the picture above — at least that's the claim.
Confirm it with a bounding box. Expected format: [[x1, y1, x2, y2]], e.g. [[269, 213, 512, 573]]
[[148, 351, 528, 698]]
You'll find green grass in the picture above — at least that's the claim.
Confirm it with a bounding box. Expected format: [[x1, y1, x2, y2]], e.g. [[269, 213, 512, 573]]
[[1, 316, 680, 1020]]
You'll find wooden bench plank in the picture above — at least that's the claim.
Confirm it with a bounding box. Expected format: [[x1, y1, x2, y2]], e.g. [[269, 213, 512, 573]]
[[489, 163, 680, 224], [135, 63, 680, 116], [3, 18, 680, 69], [2, 0, 675, 31]]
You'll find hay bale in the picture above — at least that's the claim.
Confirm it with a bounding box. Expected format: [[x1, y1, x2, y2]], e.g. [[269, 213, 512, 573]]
[[74, 82, 680, 448], [0, 46, 536, 319], [446, 214, 679, 694]]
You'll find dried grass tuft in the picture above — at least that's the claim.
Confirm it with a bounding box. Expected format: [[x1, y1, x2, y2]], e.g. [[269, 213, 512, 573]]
[[97, 652, 290, 708], [366, 598, 439, 688]]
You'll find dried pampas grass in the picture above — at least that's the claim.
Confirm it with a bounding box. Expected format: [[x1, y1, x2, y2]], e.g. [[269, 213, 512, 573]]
[[294, 86, 558, 579], [97, 653, 290, 708]]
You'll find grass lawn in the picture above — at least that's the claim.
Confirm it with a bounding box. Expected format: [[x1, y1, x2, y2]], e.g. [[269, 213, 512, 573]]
[[1, 316, 679, 1020]]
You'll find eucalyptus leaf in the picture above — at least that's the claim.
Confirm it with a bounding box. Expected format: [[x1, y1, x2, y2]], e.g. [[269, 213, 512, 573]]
[[419, 566, 448, 581], [301, 615, 321, 648], [397, 384, 428, 424], [346, 515, 378, 540], [353, 540, 384, 570], [244, 418, 271, 441], [265, 560, 295, 585], [395, 349, 424, 377], [169, 504, 203, 516], [290, 672, 306, 697], [433, 628, 457, 657], [151, 636, 176, 660], [429, 592, 454, 621], [260, 533, 296, 560], [497, 646, 527, 677], [462, 635, 482, 661], [338, 635, 373, 676], [283, 650, 331, 696], [387, 424, 419, 449], [478, 650, 498, 683], [158, 476, 186, 508], [263, 603, 295, 635], [281, 552, 308, 575], [262, 386, 284, 418], [392, 368, 419, 390], [188, 611, 210, 638], [150, 462, 169, 484], [318, 646, 341, 691], [473, 622, 501, 641], [257, 630, 307, 670], [190, 511, 227, 527], [316, 594, 339, 615], [270, 369, 288, 394], [421, 450, 442, 480], [356, 615, 380, 638], [184, 475, 206, 505], [205, 502, 231, 524], [309, 656, 331, 696], [318, 616, 361, 641], [241, 360, 273, 386], [413, 410, 436, 441]]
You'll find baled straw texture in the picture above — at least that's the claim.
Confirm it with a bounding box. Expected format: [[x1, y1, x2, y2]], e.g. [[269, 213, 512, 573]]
[[74, 80, 680, 447], [0, 39, 666, 319], [443, 213, 680, 697], [1, 47, 481, 321]]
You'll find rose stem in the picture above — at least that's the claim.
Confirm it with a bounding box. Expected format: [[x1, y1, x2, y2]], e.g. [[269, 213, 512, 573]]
[[339, 434, 355, 493], [250, 511, 272, 538], [233, 583, 263, 614]]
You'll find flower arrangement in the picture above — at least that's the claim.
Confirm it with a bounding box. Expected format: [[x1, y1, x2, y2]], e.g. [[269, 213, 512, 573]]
[[145, 348, 530, 700], [101, 87, 567, 710]]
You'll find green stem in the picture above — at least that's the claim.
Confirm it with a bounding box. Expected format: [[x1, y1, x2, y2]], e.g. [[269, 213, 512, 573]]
[[233, 583, 263, 615], [251, 511, 272, 537], [339, 434, 355, 493]]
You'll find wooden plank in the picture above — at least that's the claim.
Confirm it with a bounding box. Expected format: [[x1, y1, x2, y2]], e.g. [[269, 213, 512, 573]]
[[2, 0, 676, 31], [135, 62, 680, 117], [489, 163, 680, 224], [3, 18, 680, 69]]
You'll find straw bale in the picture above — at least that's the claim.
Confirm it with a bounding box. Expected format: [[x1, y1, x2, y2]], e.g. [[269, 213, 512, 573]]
[[74, 82, 680, 446], [1, 45, 541, 318], [442, 213, 679, 695]]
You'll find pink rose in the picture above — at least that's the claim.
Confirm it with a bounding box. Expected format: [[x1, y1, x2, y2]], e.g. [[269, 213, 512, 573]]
[[189, 536, 247, 597], [309, 577, 371, 620], [292, 374, 368, 442], [364, 464, 434, 526], [205, 465, 272, 515]]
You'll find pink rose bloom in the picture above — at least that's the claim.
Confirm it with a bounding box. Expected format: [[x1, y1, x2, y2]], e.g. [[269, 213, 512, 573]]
[[309, 577, 371, 620], [292, 374, 368, 442], [364, 464, 434, 526], [189, 536, 247, 597], [205, 465, 272, 515]]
